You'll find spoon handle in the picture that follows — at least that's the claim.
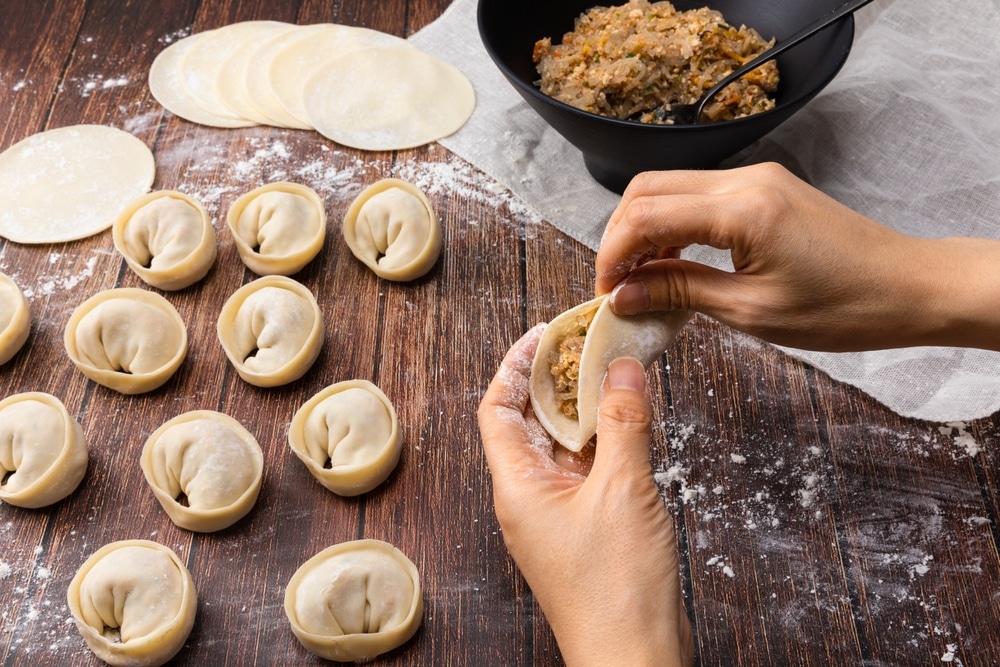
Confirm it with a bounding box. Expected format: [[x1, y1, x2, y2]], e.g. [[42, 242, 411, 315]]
[[694, 0, 878, 119]]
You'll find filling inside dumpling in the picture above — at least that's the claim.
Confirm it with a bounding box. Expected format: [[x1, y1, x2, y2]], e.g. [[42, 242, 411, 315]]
[[355, 187, 432, 269], [236, 190, 321, 256], [234, 286, 315, 372], [74, 299, 184, 375], [548, 307, 597, 420]]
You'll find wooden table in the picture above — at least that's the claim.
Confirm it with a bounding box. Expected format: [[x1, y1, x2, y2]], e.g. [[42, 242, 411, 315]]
[[1, 1, 998, 665]]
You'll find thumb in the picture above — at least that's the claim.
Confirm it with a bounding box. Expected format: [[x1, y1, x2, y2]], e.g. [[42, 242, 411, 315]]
[[589, 357, 654, 481], [609, 258, 736, 316]]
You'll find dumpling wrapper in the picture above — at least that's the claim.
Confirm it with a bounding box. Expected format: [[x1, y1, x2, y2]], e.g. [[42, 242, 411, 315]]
[[113, 190, 217, 290], [0, 125, 155, 243], [0, 392, 88, 509], [64, 288, 188, 395], [140, 410, 263, 532], [288, 380, 401, 496], [0, 272, 30, 365], [303, 43, 475, 150], [226, 181, 326, 276], [342, 178, 441, 281], [530, 295, 691, 452], [67, 540, 197, 667], [285, 539, 423, 662]]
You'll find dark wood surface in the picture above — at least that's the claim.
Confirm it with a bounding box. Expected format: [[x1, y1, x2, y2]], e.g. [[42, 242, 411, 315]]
[[1, 1, 998, 666]]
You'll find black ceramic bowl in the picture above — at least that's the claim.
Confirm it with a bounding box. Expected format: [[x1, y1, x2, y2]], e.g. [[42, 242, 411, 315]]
[[478, 0, 855, 193]]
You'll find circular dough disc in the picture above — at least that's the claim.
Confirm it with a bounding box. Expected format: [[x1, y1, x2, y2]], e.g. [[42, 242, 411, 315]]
[[303, 44, 475, 151], [215, 22, 299, 125], [0, 125, 156, 244]]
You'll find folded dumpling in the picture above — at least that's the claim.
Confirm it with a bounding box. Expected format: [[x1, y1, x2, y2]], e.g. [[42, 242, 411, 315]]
[[288, 380, 401, 496], [112, 190, 217, 290], [0, 391, 88, 508], [217, 275, 324, 387], [0, 272, 30, 365], [285, 539, 423, 662], [227, 181, 326, 276], [64, 288, 188, 394], [342, 178, 441, 281], [67, 540, 197, 667], [140, 410, 263, 532], [529, 295, 690, 452]]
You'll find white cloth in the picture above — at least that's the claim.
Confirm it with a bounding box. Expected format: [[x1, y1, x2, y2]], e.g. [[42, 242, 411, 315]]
[[411, 0, 1000, 423]]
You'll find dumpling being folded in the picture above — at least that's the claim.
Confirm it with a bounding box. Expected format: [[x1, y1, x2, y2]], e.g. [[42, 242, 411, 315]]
[[113, 190, 217, 290], [284, 539, 423, 662], [529, 295, 690, 452], [64, 288, 188, 394], [342, 178, 441, 281], [67, 539, 197, 667]]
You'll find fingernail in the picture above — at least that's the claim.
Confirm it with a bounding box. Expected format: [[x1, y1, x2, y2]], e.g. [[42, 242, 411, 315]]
[[611, 282, 650, 314], [607, 357, 645, 391]]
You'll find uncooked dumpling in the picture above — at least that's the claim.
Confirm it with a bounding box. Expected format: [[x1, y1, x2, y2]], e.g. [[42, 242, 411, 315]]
[[288, 380, 401, 496], [217, 275, 324, 387], [67, 540, 197, 667], [0, 392, 88, 509], [64, 288, 188, 394], [342, 178, 441, 281], [226, 181, 326, 276], [530, 295, 690, 452], [141, 410, 263, 532], [0, 273, 30, 365], [113, 190, 217, 290], [285, 539, 423, 662]]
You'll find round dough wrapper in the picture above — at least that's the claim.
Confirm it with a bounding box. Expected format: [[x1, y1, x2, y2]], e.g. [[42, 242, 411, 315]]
[[0, 392, 88, 509], [64, 288, 188, 395], [529, 295, 690, 451], [226, 181, 326, 276], [0, 273, 30, 365], [285, 539, 423, 662], [141, 410, 263, 532], [303, 44, 475, 150], [113, 190, 217, 290], [217, 275, 324, 387], [265, 24, 408, 128], [67, 540, 197, 667], [288, 380, 401, 496], [342, 178, 441, 281], [0, 125, 155, 243], [214, 22, 299, 125]]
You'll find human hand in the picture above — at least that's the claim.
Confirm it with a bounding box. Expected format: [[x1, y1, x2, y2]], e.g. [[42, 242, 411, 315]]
[[595, 162, 1000, 352], [478, 326, 694, 667]]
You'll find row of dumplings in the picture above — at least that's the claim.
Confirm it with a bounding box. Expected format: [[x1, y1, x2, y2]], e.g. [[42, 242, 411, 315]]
[[116, 176, 442, 289]]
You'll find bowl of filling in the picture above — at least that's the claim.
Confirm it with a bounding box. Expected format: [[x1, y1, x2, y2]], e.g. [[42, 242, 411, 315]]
[[478, 0, 855, 192]]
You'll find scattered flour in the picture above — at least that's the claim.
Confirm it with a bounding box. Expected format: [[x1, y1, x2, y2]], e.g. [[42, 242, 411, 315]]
[[0, 562, 11, 580], [938, 422, 982, 459]]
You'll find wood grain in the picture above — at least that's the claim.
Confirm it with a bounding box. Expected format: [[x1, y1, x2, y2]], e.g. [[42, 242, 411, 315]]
[[0, 1, 998, 666]]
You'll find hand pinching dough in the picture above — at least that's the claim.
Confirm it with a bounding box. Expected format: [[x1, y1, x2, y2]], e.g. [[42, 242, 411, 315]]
[[530, 295, 690, 451], [113, 191, 217, 290], [67, 540, 197, 667], [0, 125, 155, 243], [64, 288, 188, 394], [285, 539, 423, 662], [0, 392, 88, 509], [226, 181, 326, 276], [217, 275, 324, 387], [141, 410, 263, 532], [0, 273, 30, 365], [288, 380, 401, 496], [343, 178, 441, 281]]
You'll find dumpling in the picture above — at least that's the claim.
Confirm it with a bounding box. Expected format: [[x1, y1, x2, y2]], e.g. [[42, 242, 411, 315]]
[[0, 391, 88, 508], [529, 295, 690, 452], [67, 539, 197, 667], [217, 275, 324, 387], [0, 272, 30, 365], [288, 380, 401, 496], [112, 190, 217, 290], [342, 178, 441, 281], [226, 181, 326, 276], [64, 288, 188, 394], [284, 539, 423, 662], [140, 410, 263, 532]]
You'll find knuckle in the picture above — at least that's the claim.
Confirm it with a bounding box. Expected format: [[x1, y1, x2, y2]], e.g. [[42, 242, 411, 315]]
[[599, 396, 652, 433]]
